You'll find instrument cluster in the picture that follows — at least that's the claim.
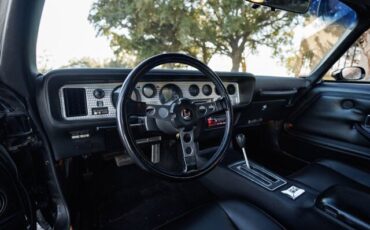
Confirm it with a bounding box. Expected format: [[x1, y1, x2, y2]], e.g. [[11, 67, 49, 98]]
[[60, 81, 240, 120], [132, 81, 240, 105]]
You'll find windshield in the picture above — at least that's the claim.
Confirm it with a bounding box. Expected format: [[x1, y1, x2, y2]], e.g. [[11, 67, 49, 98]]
[[37, 0, 357, 77]]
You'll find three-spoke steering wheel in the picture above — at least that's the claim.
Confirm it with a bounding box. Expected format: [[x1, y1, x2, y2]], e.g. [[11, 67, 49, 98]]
[[117, 53, 233, 180]]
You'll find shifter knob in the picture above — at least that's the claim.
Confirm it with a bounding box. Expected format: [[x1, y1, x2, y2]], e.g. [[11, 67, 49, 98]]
[[236, 133, 246, 149], [235, 133, 250, 169]]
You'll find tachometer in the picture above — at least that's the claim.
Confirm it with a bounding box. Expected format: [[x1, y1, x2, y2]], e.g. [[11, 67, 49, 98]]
[[159, 84, 182, 104]]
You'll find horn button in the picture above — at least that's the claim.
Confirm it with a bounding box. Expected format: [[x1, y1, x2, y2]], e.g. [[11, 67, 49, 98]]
[[170, 99, 198, 128]]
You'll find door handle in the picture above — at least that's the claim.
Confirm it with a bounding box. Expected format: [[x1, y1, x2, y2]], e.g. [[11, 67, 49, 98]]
[[364, 115, 370, 128], [354, 123, 370, 141]]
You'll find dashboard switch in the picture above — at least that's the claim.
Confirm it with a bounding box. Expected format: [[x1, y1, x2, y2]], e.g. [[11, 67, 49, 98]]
[[97, 101, 104, 107]]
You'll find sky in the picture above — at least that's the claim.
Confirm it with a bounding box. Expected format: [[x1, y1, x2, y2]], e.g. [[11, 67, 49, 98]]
[[36, 0, 301, 76]]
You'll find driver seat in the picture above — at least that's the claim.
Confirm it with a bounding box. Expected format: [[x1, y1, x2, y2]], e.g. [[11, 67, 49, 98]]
[[159, 200, 284, 230]]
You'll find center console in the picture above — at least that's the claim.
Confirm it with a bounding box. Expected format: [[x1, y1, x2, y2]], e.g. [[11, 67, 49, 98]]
[[200, 133, 359, 229]]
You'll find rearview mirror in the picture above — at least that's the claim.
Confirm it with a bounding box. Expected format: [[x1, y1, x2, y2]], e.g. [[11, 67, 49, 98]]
[[332, 67, 366, 81], [246, 0, 311, 14]]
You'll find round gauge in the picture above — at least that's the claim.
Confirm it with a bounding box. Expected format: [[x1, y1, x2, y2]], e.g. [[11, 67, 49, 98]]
[[202, 84, 212, 96], [142, 84, 156, 98], [227, 84, 236, 95], [189, 84, 200, 97], [112, 86, 140, 108], [159, 84, 183, 104]]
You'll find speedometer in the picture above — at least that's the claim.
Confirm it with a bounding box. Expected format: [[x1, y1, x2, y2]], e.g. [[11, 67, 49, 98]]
[[159, 84, 182, 104]]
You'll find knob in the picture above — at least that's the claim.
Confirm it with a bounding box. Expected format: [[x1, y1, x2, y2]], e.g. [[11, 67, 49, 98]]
[[93, 89, 105, 99], [236, 133, 246, 149], [235, 133, 250, 169]]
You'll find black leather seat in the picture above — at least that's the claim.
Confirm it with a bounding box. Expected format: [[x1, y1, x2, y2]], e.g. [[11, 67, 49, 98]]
[[159, 200, 284, 230], [289, 159, 370, 192]]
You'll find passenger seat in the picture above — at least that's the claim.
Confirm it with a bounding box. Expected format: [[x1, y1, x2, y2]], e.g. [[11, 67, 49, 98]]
[[289, 159, 370, 192]]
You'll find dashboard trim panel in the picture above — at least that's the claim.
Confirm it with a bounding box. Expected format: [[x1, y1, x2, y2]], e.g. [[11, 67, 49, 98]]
[[59, 81, 240, 121]]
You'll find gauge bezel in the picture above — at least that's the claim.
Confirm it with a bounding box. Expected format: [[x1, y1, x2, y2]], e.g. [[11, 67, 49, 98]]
[[142, 83, 157, 98], [202, 84, 212, 96], [227, 84, 236, 95], [188, 84, 200, 97], [159, 84, 183, 104]]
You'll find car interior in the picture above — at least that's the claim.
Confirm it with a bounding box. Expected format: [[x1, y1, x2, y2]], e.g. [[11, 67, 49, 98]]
[[0, 0, 370, 229]]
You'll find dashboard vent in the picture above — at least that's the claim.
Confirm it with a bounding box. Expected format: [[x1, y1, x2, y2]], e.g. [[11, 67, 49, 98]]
[[63, 88, 87, 117]]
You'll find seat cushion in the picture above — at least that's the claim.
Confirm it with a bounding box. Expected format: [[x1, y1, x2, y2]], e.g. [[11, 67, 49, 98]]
[[289, 159, 370, 192], [159, 200, 283, 230]]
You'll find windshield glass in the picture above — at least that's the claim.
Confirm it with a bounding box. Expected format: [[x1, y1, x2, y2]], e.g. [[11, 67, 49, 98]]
[[37, 0, 357, 77]]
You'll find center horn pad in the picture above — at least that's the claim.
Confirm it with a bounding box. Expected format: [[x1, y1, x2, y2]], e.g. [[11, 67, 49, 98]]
[[170, 99, 199, 129]]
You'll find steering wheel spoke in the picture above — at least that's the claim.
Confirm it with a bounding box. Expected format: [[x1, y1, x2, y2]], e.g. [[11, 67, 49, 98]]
[[179, 127, 198, 173], [126, 99, 172, 121], [196, 97, 227, 119]]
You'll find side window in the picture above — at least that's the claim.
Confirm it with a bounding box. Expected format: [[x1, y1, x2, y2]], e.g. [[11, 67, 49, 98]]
[[325, 29, 370, 81]]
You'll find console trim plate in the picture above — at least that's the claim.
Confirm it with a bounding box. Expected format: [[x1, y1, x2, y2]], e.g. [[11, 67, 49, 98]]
[[229, 161, 287, 191]]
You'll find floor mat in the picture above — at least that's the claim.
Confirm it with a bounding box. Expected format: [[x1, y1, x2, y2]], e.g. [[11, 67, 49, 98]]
[[84, 163, 215, 230]]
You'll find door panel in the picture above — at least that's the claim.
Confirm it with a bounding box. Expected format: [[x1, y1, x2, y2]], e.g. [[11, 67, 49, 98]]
[[282, 82, 370, 162]]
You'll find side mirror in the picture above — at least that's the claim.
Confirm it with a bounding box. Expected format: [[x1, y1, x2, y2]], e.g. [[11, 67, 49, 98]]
[[245, 0, 311, 14], [332, 67, 366, 81]]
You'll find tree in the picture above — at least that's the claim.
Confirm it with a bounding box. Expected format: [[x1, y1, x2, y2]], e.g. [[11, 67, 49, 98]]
[[357, 30, 370, 80], [37, 50, 53, 73], [197, 0, 296, 71], [61, 56, 135, 68], [325, 29, 370, 81], [89, 0, 296, 72]]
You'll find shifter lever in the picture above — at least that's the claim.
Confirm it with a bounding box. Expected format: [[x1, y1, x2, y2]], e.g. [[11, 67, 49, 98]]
[[236, 134, 251, 169]]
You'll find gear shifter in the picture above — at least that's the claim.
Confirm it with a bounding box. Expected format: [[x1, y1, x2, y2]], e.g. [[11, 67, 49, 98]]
[[230, 133, 287, 191], [236, 134, 251, 169]]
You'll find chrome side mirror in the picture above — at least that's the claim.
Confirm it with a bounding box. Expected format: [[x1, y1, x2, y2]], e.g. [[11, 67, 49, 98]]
[[332, 66, 366, 81]]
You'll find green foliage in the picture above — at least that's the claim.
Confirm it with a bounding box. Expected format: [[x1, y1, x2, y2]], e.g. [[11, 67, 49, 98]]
[[89, 0, 297, 71], [61, 56, 134, 68]]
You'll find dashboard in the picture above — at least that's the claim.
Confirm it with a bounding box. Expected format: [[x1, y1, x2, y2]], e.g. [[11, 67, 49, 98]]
[[36, 69, 261, 160], [36, 69, 308, 161], [59, 81, 240, 121]]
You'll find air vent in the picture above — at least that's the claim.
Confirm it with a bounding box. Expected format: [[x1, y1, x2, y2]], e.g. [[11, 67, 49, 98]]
[[63, 88, 87, 117]]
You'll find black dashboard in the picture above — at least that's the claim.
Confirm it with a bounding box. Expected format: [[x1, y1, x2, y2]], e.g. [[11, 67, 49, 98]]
[[36, 68, 307, 160]]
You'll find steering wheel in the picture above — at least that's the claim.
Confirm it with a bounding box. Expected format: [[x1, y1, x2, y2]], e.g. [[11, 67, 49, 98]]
[[116, 53, 233, 180]]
